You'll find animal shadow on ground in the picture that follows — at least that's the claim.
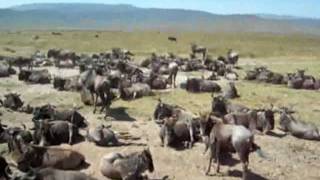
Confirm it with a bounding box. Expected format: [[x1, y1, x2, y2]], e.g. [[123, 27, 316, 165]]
[[228, 169, 268, 180], [109, 107, 136, 121], [219, 153, 240, 166], [266, 131, 287, 138]]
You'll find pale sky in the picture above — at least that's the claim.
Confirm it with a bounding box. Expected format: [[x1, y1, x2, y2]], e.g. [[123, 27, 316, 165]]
[[0, 0, 319, 19]]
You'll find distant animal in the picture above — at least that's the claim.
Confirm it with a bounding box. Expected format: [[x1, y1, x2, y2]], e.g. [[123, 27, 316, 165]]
[[227, 49, 239, 65], [18, 69, 51, 84], [87, 125, 119, 146], [100, 149, 154, 180], [53, 76, 81, 91], [0, 62, 16, 77], [168, 36, 177, 42], [119, 83, 152, 100]]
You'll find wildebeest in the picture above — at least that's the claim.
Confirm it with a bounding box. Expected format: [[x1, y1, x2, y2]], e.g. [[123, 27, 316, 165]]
[[227, 49, 239, 65], [223, 110, 260, 134], [224, 82, 240, 99], [279, 108, 320, 140], [211, 95, 249, 118], [12, 139, 87, 172], [186, 78, 221, 93], [168, 36, 177, 42], [119, 83, 152, 100], [191, 43, 207, 61], [33, 120, 82, 146], [13, 56, 33, 70], [0, 93, 24, 111], [159, 116, 199, 148], [8, 167, 95, 180], [53, 76, 81, 91], [0, 156, 10, 180], [87, 125, 119, 146], [199, 115, 263, 180], [18, 69, 51, 84], [32, 104, 88, 128], [0, 62, 15, 77], [100, 148, 154, 180]]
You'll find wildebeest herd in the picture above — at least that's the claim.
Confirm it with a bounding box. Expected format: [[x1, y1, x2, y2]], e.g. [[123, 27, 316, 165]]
[[0, 44, 319, 180]]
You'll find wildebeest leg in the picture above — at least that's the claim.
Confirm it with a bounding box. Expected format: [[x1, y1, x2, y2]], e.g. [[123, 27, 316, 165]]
[[93, 93, 97, 114], [205, 143, 214, 175], [215, 141, 221, 173], [188, 124, 194, 148], [68, 123, 73, 145], [100, 93, 106, 113], [239, 149, 250, 180]]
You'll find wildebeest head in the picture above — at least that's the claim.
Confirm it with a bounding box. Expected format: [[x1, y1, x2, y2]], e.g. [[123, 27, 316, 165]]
[[153, 99, 174, 123], [141, 148, 154, 173], [211, 94, 227, 117], [32, 104, 55, 121]]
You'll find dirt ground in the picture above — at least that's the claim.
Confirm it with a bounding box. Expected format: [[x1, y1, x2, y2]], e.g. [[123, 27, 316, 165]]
[[0, 64, 320, 180]]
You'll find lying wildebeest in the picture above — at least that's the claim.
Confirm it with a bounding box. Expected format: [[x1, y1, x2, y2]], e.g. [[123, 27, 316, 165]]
[[119, 83, 152, 100], [227, 49, 239, 65], [224, 82, 240, 99], [53, 76, 81, 91], [0, 93, 24, 111], [87, 125, 119, 146], [12, 137, 87, 172], [3, 124, 33, 152], [186, 78, 221, 93], [100, 148, 154, 180], [32, 104, 88, 128], [279, 108, 320, 140], [0, 62, 15, 77], [8, 167, 95, 180], [199, 115, 263, 180], [18, 69, 51, 84], [33, 120, 82, 146], [159, 116, 199, 148], [211, 94, 249, 118]]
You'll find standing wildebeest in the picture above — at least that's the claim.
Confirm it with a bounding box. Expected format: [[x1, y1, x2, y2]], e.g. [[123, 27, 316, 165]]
[[168, 36, 177, 42], [186, 78, 221, 93], [79, 69, 114, 118], [87, 125, 119, 146], [191, 44, 207, 61], [100, 148, 154, 180], [279, 108, 320, 140], [13, 56, 33, 70], [199, 115, 263, 180]]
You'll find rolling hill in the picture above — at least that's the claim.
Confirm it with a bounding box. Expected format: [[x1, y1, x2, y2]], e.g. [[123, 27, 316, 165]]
[[0, 3, 319, 35]]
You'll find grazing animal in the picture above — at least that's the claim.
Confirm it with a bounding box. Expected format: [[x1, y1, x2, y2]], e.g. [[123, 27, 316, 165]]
[[279, 109, 320, 140], [200, 115, 262, 180], [100, 149, 154, 180], [87, 125, 119, 146], [168, 36, 177, 42]]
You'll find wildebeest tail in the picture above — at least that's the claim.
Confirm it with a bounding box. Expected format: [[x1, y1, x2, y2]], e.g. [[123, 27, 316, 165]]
[[252, 142, 269, 159]]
